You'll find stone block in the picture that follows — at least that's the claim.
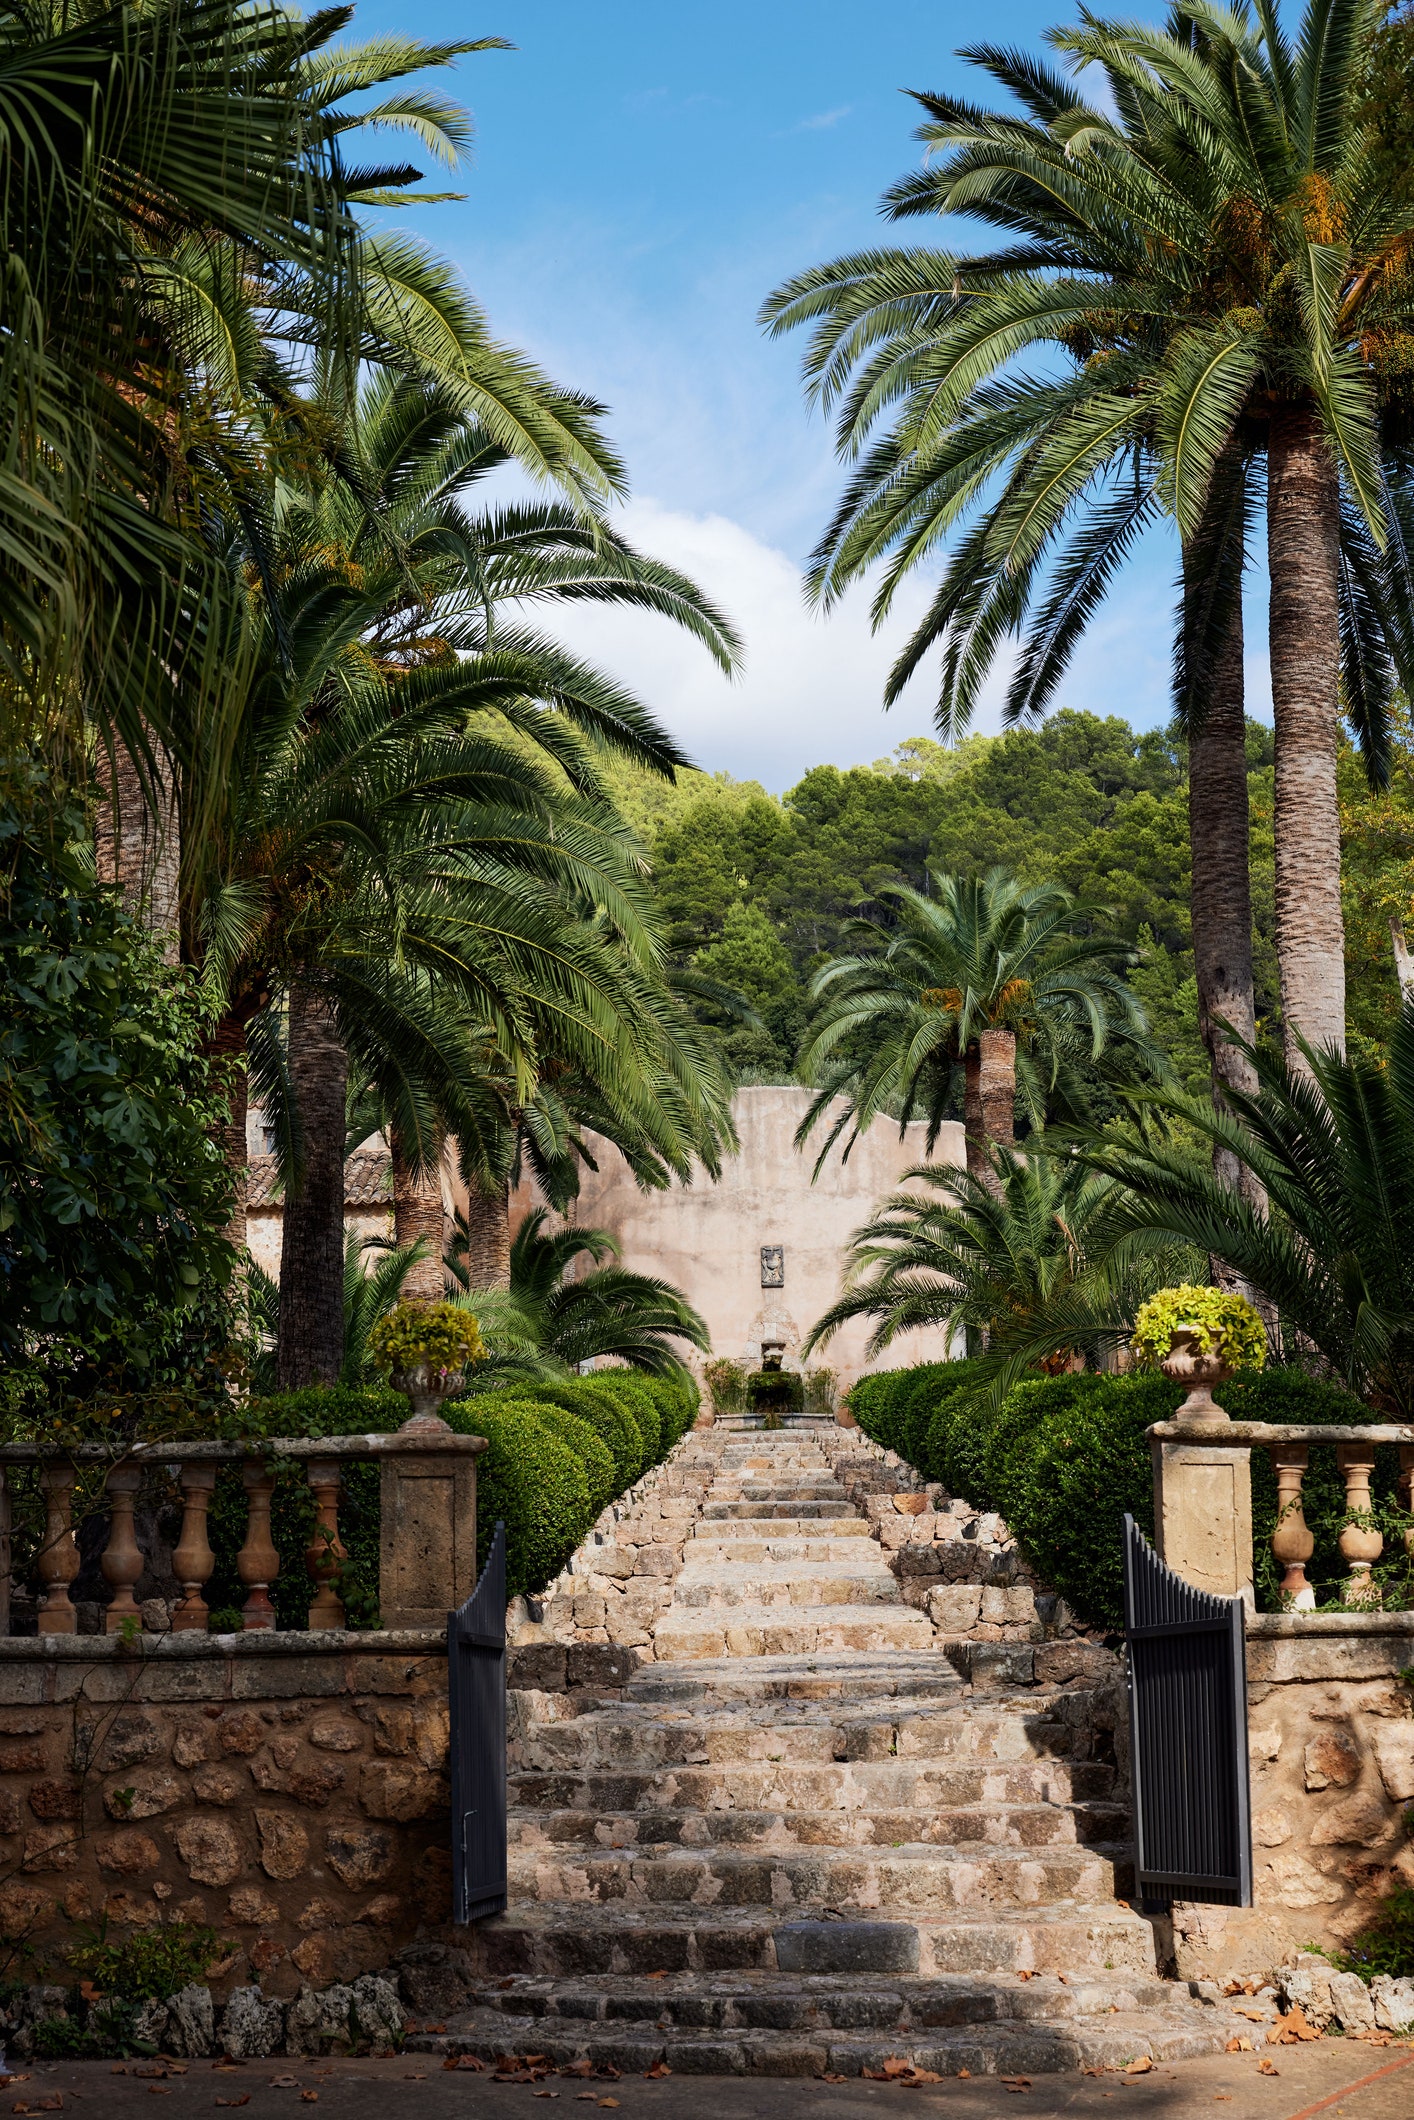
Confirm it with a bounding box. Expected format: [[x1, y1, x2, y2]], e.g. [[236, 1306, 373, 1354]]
[[566, 1644, 640, 1690], [1327, 1969, 1377, 2033], [1371, 1975, 1414, 2031], [774, 1921, 920, 1975], [394, 1941, 472, 2015], [168, 1983, 215, 2058], [23, 1824, 78, 1871], [927, 1587, 982, 1633], [1033, 1642, 1117, 1687], [221, 1985, 284, 2058], [1372, 1726, 1414, 1802], [173, 1816, 244, 1885], [379, 1436, 482, 1630], [0, 1788, 20, 1834], [229, 1886, 280, 1924], [1305, 1729, 1361, 1790], [192, 1765, 244, 1806], [1309, 1794, 1393, 1847], [106, 1770, 183, 1819], [309, 1718, 362, 1753], [508, 1645, 567, 1693], [230, 1659, 346, 1701], [324, 1823, 395, 1888], [96, 1830, 161, 1875], [1155, 1439, 1253, 1599], [27, 1777, 80, 1821], [256, 1811, 309, 1879], [357, 1759, 446, 1822], [94, 1714, 165, 1771]]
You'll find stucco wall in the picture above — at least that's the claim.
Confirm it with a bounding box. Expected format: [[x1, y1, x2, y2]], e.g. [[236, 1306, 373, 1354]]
[[514, 1086, 965, 1392]]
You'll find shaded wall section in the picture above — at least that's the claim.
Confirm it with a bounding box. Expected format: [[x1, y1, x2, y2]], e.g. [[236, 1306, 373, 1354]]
[[512, 1086, 965, 1391]]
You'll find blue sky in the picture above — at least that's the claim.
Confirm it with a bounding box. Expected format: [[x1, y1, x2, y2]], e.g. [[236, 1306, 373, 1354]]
[[355, 0, 1266, 787]]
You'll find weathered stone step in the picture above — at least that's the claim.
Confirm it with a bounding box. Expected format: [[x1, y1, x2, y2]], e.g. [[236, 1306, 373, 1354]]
[[703, 1501, 852, 1518], [673, 1563, 901, 1609], [407, 1995, 1230, 2077], [652, 1607, 935, 1656], [508, 1799, 1131, 1851], [508, 1758, 1117, 1812], [462, 1904, 1158, 1980], [685, 1534, 877, 1562], [506, 1839, 1126, 1910]]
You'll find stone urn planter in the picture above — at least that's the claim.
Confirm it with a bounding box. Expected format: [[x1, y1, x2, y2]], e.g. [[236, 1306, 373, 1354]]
[[1159, 1326, 1232, 1422], [390, 1360, 466, 1434]]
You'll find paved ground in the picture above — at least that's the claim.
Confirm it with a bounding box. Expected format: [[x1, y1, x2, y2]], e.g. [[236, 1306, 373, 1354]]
[[7, 2046, 1414, 2120]]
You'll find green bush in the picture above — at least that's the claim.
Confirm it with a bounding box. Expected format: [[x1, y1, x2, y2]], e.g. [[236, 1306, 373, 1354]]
[[525, 1379, 646, 1486], [443, 1396, 593, 1597], [577, 1370, 662, 1462], [845, 1356, 1398, 1630]]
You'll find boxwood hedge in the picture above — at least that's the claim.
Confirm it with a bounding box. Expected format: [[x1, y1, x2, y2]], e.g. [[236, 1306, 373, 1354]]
[[843, 1358, 1395, 1628]]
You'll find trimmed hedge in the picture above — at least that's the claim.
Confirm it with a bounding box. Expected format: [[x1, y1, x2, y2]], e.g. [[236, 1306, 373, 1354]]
[[844, 1359, 1395, 1629], [231, 1366, 697, 1612]]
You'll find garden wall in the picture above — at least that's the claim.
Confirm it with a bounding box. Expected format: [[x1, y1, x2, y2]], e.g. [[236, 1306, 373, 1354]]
[[0, 1631, 453, 1995], [1166, 1616, 1414, 1980]]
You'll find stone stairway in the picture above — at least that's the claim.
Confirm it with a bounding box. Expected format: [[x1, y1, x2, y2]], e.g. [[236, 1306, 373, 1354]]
[[412, 1431, 1257, 2078]]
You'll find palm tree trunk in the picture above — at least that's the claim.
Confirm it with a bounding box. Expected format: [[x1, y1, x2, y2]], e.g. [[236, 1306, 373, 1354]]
[[93, 740, 179, 962], [207, 1014, 250, 1253], [461, 1174, 512, 1291], [962, 1042, 987, 1184], [1186, 554, 1260, 1198], [978, 1027, 1016, 1154], [1267, 403, 1345, 1073], [392, 1123, 447, 1304], [277, 984, 347, 1388]]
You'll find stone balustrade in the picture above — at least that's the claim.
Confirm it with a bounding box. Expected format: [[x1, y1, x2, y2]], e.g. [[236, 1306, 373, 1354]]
[[1147, 1418, 1414, 1608], [0, 1429, 486, 1638]]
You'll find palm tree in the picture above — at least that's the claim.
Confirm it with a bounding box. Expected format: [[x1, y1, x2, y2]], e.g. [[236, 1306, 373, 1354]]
[[803, 1151, 1196, 1372], [449, 1207, 709, 1377], [1072, 1003, 1414, 1418], [796, 867, 1155, 1188], [762, 0, 1414, 1077]]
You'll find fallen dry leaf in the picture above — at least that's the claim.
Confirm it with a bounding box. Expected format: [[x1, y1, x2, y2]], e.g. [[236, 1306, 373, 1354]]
[[596, 2102, 619, 2111], [1256, 2059, 1279, 2077], [642, 2064, 671, 2080], [818, 2075, 847, 2086], [595, 2067, 621, 2081], [134, 2069, 167, 2082], [441, 2057, 485, 2073], [267, 2081, 300, 2092], [1016, 1970, 1033, 1982], [561, 2063, 594, 2080], [300, 2095, 319, 2104], [1268, 2006, 1321, 2046], [1125, 2057, 1153, 2076], [902, 2069, 941, 2086], [1225, 2036, 1253, 2053], [1001, 2079, 1032, 2095], [1082, 2068, 1107, 2078], [647, 1971, 668, 1981], [1213, 2096, 1234, 2102], [956, 2069, 970, 2080], [1233, 2009, 1267, 2023]]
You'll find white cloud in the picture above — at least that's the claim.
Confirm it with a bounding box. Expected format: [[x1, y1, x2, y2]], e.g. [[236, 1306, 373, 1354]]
[[530, 498, 1026, 789], [791, 106, 852, 132]]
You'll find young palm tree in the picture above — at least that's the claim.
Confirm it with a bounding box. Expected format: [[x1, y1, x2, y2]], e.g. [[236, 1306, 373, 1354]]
[[796, 867, 1154, 1188], [449, 1207, 709, 1377], [1073, 1003, 1414, 1417], [803, 1151, 1195, 1373], [763, 1, 1414, 1074]]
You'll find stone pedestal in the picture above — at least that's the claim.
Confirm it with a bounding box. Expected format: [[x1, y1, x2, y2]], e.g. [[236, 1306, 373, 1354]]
[[378, 1422, 486, 1628], [1152, 1432, 1254, 1602]]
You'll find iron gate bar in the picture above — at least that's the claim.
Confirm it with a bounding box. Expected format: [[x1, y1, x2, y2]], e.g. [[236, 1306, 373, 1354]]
[[1122, 1513, 1252, 1910], [448, 1519, 507, 1925]]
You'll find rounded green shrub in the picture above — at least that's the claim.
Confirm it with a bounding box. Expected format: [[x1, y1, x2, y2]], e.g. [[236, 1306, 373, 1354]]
[[527, 1379, 645, 1486], [578, 1371, 662, 1463], [444, 1396, 593, 1596], [846, 1368, 915, 1454], [929, 1379, 1002, 1504]]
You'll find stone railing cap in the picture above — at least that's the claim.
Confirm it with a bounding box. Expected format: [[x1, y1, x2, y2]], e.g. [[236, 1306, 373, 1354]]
[[0, 1431, 488, 1464], [1148, 1420, 1414, 1445]]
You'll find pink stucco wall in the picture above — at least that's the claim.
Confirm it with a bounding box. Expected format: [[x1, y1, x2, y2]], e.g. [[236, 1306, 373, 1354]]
[[513, 1086, 965, 1393]]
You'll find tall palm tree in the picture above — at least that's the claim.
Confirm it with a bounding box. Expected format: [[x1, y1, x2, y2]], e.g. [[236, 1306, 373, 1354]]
[[796, 867, 1154, 1188], [762, 0, 1414, 1077]]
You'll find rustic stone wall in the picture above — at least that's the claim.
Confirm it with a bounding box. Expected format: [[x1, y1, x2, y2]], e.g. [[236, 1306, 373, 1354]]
[[0, 1631, 453, 1997], [1165, 1616, 1414, 1981]]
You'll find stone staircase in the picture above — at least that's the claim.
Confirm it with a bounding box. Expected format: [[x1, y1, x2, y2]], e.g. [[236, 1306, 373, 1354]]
[[411, 1431, 1257, 2078]]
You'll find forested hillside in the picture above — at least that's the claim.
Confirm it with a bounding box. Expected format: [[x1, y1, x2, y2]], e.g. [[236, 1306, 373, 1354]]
[[608, 708, 1414, 1098]]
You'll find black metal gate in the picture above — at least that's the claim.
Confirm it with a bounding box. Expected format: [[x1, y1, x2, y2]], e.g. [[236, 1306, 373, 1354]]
[[1122, 1514, 1252, 1909], [448, 1520, 507, 1924]]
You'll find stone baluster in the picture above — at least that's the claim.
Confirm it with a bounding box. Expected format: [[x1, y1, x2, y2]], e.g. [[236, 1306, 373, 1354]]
[[171, 1463, 217, 1633], [1268, 1444, 1316, 1610], [1336, 1444, 1383, 1606], [36, 1464, 80, 1635], [305, 1460, 346, 1629], [238, 1461, 280, 1631], [101, 1464, 144, 1633]]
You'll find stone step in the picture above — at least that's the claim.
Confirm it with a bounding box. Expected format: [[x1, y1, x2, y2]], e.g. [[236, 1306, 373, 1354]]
[[688, 1520, 872, 1545], [685, 1534, 878, 1562], [651, 1607, 936, 1657], [460, 1904, 1159, 1980], [508, 1759, 1118, 1811], [505, 1840, 1126, 1911], [407, 1996, 1231, 2077], [703, 1501, 853, 1519], [507, 1799, 1131, 1852], [672, 1563, 902, 1609]]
